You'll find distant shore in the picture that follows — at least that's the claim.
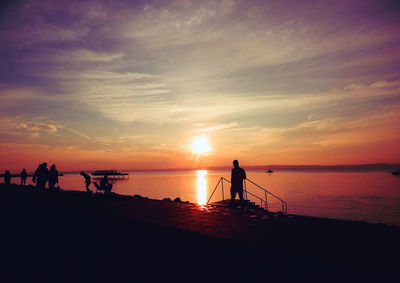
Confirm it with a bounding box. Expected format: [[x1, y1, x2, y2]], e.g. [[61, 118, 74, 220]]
[[3, 163, 400, 175], [1, 183, 399, 282]]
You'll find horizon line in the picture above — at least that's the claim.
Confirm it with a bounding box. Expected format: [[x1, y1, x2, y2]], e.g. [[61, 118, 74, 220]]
[[60, 163, 400, 173]]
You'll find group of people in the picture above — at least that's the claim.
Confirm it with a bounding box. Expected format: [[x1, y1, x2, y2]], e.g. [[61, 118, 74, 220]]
[[32, 162, 59, 190], [2, 165, 114, 195], [80, 172, 113, 194], [3, 169, 28, 185], [3, 163, 59, 190], [3, 160, 245, 201]]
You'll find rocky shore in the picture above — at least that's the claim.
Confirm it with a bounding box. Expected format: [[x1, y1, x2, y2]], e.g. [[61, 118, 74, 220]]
[[1, 183, 399, 282]]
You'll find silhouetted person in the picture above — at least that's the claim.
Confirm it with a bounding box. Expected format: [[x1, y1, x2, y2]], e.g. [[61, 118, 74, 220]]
[[4, 170, 11, 184], [20, 169, 28, 185], [93, 174, 113, 194], [102, 174, 113, 194], [48, 164, 59, 190], [80, 171, 93, 193], [33, 163, 49, 190], [230, 160, 246, 207]]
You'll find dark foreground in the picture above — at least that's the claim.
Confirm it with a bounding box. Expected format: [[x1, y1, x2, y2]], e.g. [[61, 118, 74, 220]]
[[1, 183, 399, 282]]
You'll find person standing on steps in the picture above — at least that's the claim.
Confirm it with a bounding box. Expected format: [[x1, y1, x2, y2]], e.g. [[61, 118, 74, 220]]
[[230, 160, 246, 207]]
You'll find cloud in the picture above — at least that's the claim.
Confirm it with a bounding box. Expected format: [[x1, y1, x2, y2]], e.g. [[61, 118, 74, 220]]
[[63, 127, 91, 140], [41, 49, 125, 63], [17, 122, 58, 133], [196, 122, 237, 132], [1, 0, 400, 165], [370, 80, 400, 88], [49, 70, 156, 81]]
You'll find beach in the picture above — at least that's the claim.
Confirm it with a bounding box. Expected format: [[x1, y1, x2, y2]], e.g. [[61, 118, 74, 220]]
[[1, 183, 399, 282], [14, 170, 400, 226]]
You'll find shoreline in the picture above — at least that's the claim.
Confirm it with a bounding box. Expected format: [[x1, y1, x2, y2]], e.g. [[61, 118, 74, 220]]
[[1, 183, 399, 282], [3, 163, 400, 175]]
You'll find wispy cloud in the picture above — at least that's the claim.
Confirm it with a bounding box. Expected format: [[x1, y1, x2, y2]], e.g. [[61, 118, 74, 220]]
[[63, 127, 91, 140], [370, 80, 400, 88], [1, 0, 399, 168], [196, 122, 237, 132], [36, 49, 125, 63], [17, 122, 58, 133]]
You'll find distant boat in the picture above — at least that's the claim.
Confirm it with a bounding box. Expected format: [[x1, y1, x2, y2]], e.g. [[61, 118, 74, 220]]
[[392, 169, 400, 175], [266, 170, 274, 173], [91, 170, 129, 176]]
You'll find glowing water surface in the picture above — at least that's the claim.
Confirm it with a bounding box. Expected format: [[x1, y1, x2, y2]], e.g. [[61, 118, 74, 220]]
[[20, 170, 400, 226]]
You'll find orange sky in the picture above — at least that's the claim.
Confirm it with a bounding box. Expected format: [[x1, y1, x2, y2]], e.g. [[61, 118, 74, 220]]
[[1, 0, 400, 172]]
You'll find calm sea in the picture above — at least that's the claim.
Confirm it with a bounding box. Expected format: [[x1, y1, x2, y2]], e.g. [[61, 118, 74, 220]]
[[19, 170, 400, 226]]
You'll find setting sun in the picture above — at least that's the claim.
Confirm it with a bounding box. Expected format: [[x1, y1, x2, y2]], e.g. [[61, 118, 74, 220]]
[[191, 136, 211, 154]]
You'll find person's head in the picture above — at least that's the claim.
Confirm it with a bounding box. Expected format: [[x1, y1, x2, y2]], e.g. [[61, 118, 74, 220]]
[[50, 164, 56, 170], [42, 162, 47, 167], [233, 160, 239, 168], [23, 169, 26, 171], [80, 171, 85, 176]]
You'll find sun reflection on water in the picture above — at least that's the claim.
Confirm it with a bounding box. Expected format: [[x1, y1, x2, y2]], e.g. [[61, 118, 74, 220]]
[[196, 170, 207, 205]]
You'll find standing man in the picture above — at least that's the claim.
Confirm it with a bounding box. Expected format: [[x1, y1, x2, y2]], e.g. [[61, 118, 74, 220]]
[[20, 169, 27, 185], [230, 160, 246, 207]]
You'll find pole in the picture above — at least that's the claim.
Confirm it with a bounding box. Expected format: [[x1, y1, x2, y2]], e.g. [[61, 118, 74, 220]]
[[222, 178, 224, 200]]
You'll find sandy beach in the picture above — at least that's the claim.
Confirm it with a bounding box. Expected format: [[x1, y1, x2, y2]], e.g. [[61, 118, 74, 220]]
[[1, 183, 399, 282]]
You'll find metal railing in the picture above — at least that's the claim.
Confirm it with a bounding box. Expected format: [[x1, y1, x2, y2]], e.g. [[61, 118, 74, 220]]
[[207, 177, 287, 214]]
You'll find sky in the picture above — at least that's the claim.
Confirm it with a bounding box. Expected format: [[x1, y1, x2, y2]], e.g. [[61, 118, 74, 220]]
[[0, 0, 400, 171]]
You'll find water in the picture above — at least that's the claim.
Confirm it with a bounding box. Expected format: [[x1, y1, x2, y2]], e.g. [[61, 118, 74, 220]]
[[20, 170, 400, 226]]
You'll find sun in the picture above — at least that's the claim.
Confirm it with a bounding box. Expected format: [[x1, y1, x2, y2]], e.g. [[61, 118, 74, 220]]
[[191, 136, 211, 154]]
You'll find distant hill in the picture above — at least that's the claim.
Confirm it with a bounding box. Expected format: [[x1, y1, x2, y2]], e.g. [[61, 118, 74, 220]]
[[242, 163, 400, 172]]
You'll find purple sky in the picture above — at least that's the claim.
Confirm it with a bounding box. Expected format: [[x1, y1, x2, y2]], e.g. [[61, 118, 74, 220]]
[[0, 0, 400, 170]]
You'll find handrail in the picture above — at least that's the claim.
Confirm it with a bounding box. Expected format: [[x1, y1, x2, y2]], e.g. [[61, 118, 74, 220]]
[[220, 178, 265, 208], [245, 178, 288, 214], [207, 176, 287, 214], [206, 177, 222, 205]]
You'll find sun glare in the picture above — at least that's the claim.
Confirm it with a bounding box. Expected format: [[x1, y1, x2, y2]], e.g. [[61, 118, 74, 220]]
[[191, 136, 211, 154], [196, 170, 207, 205]]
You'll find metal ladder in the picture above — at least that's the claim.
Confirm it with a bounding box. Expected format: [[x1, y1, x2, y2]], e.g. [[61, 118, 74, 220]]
[[207, 177, 287, 214]]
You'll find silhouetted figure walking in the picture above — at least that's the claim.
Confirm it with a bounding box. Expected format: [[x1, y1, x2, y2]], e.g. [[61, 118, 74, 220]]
[[4, 170, 12, 184], [80, 171, 93, 193], [48, 164, 59, 190], [33, 163, 49, 190], [20, 169, 27, 185], [230, 160, 246, 207]]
